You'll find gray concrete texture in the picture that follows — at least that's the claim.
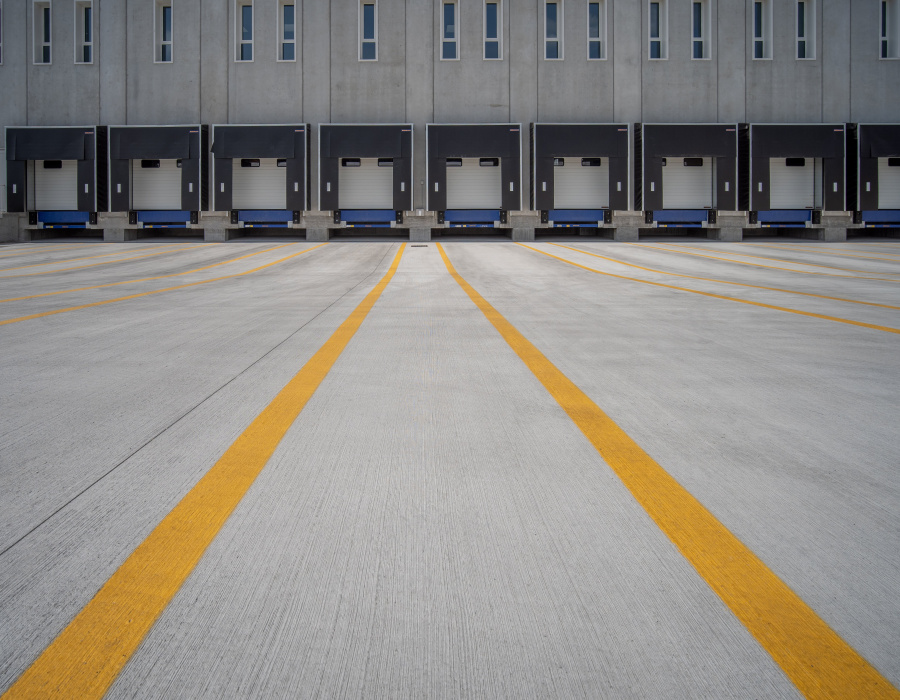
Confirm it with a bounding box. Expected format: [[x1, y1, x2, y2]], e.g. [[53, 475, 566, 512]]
[[0, 237, 898, 697]]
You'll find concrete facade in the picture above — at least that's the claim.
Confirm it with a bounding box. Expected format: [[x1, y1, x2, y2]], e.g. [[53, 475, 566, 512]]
[[1, 0, 897, 229]]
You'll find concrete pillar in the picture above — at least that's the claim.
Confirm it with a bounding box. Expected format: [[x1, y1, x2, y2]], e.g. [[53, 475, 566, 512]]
[[305, 229, 330, 242], [202, 215, 238, 242], [0, 214, 22, 243], [405, 212, 437, 242], [712, 212, 747, 242], [819, 212, 851, 242], [99, 214, 138, 242], [509, 212, 540, 242], [410, 229, 431, 242], [302, 214, 333, 242], [612, 212, 644, 242]]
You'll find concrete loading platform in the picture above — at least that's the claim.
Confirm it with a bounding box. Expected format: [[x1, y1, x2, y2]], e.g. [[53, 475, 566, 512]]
[[0, 238, 898, 698]]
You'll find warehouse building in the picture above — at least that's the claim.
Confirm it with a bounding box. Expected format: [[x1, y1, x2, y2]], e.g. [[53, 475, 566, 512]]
[[1, 1, 898, 241]]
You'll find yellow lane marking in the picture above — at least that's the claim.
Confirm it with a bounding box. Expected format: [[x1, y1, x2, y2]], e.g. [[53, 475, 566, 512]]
[[0, 244, 212, 280], [0, 243, 195, 272], [0, 244, 328, 327], [518, 244, 900, 335], [0, 243, 296, 304], [739, 242, 900, 262], [0, 243, 112, 259], [1, 244, 406, 700], [627, 243, 900, 281], [548, 243, 900, 311], [437, 242, 900, 700]]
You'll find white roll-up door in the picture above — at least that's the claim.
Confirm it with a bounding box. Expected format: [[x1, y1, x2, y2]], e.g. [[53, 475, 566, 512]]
[[132, 159, 182, 210], [446, 158, 502, 209], [770, 158, 817, 209], [34, 160, 78, 210], [232, 158, 287, 209], [878, 158, 900, 209], [662, 157, 713, 209], [553, 158, 609, 209], [338, 158, 393, 209]]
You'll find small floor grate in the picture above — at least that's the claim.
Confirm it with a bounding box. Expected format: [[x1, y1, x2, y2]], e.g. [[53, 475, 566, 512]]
[[411, 244, 428, 247]]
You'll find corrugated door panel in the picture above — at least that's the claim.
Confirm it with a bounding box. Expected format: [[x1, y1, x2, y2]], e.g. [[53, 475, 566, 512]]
[[446, 158, 502, 209], [770, 158, 815, 209], [662, 158, 713, 209], [132, 159, 182, 210], [232, 159, 287, 209], [553, 159, 610, 209], [878, 159, 900, 209], [338, 159, 393, 209], [34, 160, 78, 210]]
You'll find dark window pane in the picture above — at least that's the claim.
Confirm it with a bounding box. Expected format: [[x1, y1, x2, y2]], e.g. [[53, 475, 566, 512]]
[[242, 6, 252, 40], [650, 3, 659, 38], [486, 3, 498, 40], [84, 7, 92, 42], [43, 7, 51, 43], [163, 6, 172, 42], [684, 158, 704, 167], [546, 3, 557, 39], [43, 160, 63, 169], [693, 40, 703, 58], [361, 41, 376, 60], [797, 2, 805, 38], [786, 158, 806, 167], [650, 40, 660, 59], [443, 3, 454, 39], [883, 1, 888, 36], [589, 3, 599, 38], [797, 40, 806, 58], [693, 3, 702, 38], [240, 43, 252, 60], [883, 39, 889, 58], [442, 40, 456, 59], [284, 5, 294, 40], [754, 40, 763, 58], [485, 40, 499, 59], [83, 45, 91, 62], [282, 42, 294, 60], [363, 4, 375, 41], [161, 43, 171, 62], [589, 40, 601, 59], [754, 2, 762, 38], [42, 45, 51, 62], [546, 40, 559, 59]]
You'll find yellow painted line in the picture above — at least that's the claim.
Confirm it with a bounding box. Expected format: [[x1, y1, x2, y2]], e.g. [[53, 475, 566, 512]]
[[0, 244, 212, 280], [437, 241, 900, 700], [0, 244, 328, 327], [0, 243, 111, 259], [517, 244, 900, 335], [548, 243, 900, 311], [739, 242, 900, 263], [628, 242, 900, 281], [1, 243, 406, 700], [0, 243, 193, 272], [0, 243, 296, 304]]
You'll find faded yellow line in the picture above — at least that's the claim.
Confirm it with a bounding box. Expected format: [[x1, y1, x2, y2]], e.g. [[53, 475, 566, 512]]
[[0, 243, 194, 272], [0, 244, 212, 279], [628, 242, 900, 281], [548, 243, 900, 311], [739, 242, 900, 263], [0, 244, 328, 326], [437, 241, 899, 700], [518, 244, 900, 335], [1, 244, 406, 700], [0, 243, 296, 304]]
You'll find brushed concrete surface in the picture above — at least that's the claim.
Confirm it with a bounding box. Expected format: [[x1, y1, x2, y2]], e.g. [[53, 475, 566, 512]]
[[0, 239, 898, 698]]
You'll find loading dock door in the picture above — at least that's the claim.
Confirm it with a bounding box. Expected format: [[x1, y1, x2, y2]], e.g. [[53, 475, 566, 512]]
[[232, 158, 287, 210], [446, 158, 502, 209], [662, 158, 713, 209], [770, 158, 822, 209], [878, 158, 900, 209], [34, 160, 78, 210], [338, 158, 393, 209], [132, 159, 182, 210], [553, 158, 610, 209]]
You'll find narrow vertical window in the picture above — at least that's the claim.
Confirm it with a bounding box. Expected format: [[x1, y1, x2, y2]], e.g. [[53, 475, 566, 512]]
[[441, 2, 457, 60], [278, 2, 295, 61], [34, 2, 52, 64], [75, 1, 92, 64], [753, 0, 771, 59], [692, 0, 708, 59], [544, 1, 562, 60], [360, 2, 376, 60], [587, 1, 605, 60], [649, 0, 666, 59], [796, 0, 815, 59], [484, 2, 500, 60], [156, 1, 173, 62], [881, 0, 899, 59], [236, 2, 253, 61]]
